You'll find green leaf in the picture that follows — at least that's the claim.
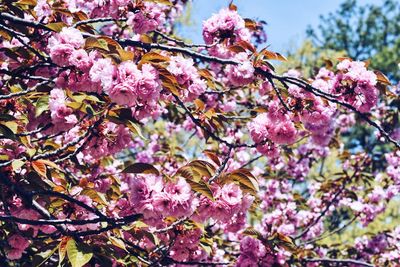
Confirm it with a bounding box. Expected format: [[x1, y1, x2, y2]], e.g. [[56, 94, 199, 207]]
[[12, 159, 25, 171], [126, 121, 146, 140], [32, 245, 58, 267], [186, 179, 214, 201], [122, 163, 160, 176], [3, 121, 18, 133], [374, 70, 392, 86], [175, 160, 216, 182], [85, 37, 107, 51], [242, 227, 264, 240], [0, 124, 17, 140], [35, 95, 49, 117], [140, 52, 170, 65], [199, 241, 212, 255], [145, 0, 173, 6], [81, 189, 108, 205], [16, 0, 37, 6], [46, 22, 68, 32], [109, 236, 127, 252], [66, 239, 93, 267], [222, 169, 259, 195]]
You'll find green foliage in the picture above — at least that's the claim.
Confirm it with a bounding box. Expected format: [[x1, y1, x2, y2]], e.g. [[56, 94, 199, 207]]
[[66, 239, 93, 267], [307, 0, 400, 80]]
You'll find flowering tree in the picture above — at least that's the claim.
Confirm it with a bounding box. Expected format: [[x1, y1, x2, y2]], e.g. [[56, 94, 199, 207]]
[[1, 1, 400, 266]]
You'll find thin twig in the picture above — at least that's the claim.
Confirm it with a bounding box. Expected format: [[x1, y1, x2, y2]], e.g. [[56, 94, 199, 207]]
[[208, 146, 233, 183], [301, 215, 359, 245], [154, 30, 215, 48]]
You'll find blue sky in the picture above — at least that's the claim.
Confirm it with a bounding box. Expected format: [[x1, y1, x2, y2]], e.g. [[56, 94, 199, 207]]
[[178, 0, 382, 52]]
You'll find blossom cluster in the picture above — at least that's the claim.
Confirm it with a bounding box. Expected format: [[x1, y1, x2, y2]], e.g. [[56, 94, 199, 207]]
[[49, 27, 163, 122], [248, 61, 380, 159], [0, 1, 398, 266], [333, 59, 378, 113]]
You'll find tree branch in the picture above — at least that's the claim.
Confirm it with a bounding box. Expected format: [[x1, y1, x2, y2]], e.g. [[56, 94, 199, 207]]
[[0, 80, 53, 100], [303, 258, 374, 267]]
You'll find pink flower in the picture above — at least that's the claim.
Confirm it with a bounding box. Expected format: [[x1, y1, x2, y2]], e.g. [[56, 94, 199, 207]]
[[165, 178, 192, 203], [109, 82, 137, 106], [332, 60, 378, 113], [221, 183, 243, 206], [249, 109, 297, 146], [49, 44, 74, 66], [225, 52, 254, 86], [129, 178, 150, 206], [5, 234, 30, 260], [167, 55, 198, 85], [268, 120, 297, 145], [58, 27, 85, 48], [118, 61, 141, 82], [68, 71, 101, 93], [8, 234, 30, 250], [34, 0, 51, 21], [248, 113, 269, 144], [6, 249, 23, 260], [170, 246, 190, 261], [202, 8, 250, 45], [167, 55, 205, 101], [69, 49, 92, 71], [152, 192, 173, 215], [126, 2, 165, 34], [49, 88, 66, 111], [136, 64, 161, 101], [90, 58, 117, 92], [259, 80, 272, 95], [187, 79, 206, 101], [48, 89, 77, 132], [240, 236, 264, 258]]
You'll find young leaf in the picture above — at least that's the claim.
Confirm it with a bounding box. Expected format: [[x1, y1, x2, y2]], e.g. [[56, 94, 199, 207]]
[[32, 160, 47, 177], [12, 159, 25, 171], [186, 179, 214, 201], [126, 121, 147, 140], [117, 49, 135, 61], [0, 124, 17, 140], [260, 48, 287, 61], [35, 95, 49, 117], [145, 0, 173, 6], [203, 150, 221, 166], [223, 169, 259, 194], [244, 18, 258, 31], [188, 160, 216, 179], [140, 52, 170, 64], [58, 239, 69, 267], [66, 239, 93, 267], [374, 70, 392, 86], [242, 227, 264, 240], [122, 163, 160, 176], [109, 236, 127, 252], [46, 22, 68, 32]]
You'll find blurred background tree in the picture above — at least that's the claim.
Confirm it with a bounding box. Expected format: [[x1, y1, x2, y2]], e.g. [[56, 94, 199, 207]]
[[306, 0, 400, 81], [276, 40, 344, 77]]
